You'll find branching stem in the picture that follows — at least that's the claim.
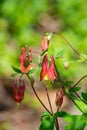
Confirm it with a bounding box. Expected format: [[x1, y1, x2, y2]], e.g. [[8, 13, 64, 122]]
[[70, 75, 87, 90], [26, 74, 52, 115]]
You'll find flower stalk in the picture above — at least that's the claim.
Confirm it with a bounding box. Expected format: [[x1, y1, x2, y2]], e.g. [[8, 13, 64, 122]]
[[26, 74, 52, 115]]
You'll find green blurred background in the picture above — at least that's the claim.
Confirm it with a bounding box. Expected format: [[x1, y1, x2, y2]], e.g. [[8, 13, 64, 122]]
[[0, 0, 87, 79]]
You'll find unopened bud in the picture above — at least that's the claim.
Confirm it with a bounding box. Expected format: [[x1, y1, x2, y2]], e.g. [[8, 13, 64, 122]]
[[13, 79, 25, 103], [63, 59, 69, 70], [55, 88, 64, 107]]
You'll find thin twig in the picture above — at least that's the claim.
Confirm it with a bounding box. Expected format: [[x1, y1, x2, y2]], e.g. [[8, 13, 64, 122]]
[[44, 82, 53, 114], [26, 74, 52, 115], [55, 106, 60, 130], [57, 34, 81, 58], [70, 75, 87, 90], [69, 86, 87, 105], [66, 93, 84, 113]]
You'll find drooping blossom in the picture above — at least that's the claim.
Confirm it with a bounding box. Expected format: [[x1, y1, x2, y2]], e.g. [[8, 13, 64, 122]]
[[20, 47, 33, 73], [55, 88, 64, 107], [13, 80, 25, 103], [40, 55, 56, 82], [41, 36, 49, 51]]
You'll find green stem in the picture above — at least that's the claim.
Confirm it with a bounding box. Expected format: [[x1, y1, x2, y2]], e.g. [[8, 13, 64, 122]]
[[57, 34, 81, 58], [44, 82, 53, 114], [70, 75, 87, 90], [69, 87, 87, 105], [26, 74, 52, 115], [54, 62, 84, 113], [44, 82, 59, 130], [66, 93, 84, 113], [55, 106, 60, 130]]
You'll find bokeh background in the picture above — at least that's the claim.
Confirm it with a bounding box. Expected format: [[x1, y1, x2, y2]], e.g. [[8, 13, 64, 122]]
[[0, 0, 87, 130]]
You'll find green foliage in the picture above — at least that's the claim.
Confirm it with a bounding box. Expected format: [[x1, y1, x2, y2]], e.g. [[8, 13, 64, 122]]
[[81, 92, 87, 103], [40, 112, 51, 121], [39, 112, 54, 130], [70, 86, 81, 92], [65, 115, 86, 130], [54, 111, 87, 130], [54, 111, 68, 118], [39, 111, 87, 130], [27, 68, 35, 75], [12, 66, 22, 73], [64, 81, 74, 87], [75, 100, 87, 113]]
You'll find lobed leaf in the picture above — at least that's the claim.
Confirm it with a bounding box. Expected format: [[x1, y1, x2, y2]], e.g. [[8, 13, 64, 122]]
[[39, 113, 54, 130], [12, 66, 22, 73]]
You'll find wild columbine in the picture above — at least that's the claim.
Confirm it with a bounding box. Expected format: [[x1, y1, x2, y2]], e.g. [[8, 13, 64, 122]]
[[40, 54, 56, 82], [13, 80, 25, 103], [41, 36, 49, 51], [20, 47, 33, 73], [55, 88, 64, 107], [11, 34, 87, 130]]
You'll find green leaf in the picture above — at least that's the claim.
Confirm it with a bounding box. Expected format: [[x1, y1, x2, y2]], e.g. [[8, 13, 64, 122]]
[[69, 92, 78, 100], [69, 86, 81, 92], [56, 49, 65, 58], [54, 111, 69, 119], [81, 113, 87, 125], [81, 92, 87, 103], [40, 112, 51, 121], [39, 116, 54, 130], [12, 66, 22, 73], [28, 68, 35, 74], [65, 115, 86, 130], [64, 81, 74, 87], [75, 99, 87, 113], [54, 111, 87, 130], [40, 112, 54, 130]]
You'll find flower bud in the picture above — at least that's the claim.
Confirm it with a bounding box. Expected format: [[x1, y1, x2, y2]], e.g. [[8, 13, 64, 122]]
[[13, 79, 25, 103], [63, 59, 69, 70], [55, 88, 64, 107], [41, 36, 49, 51]]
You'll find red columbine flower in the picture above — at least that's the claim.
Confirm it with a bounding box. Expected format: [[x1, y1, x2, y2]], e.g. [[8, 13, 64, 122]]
[[20, 47, 33, 73], [40, 55, 56, 82], [41, 36, 49, 51], [55, 88, 64, 107], [13, 80, 25, 103]]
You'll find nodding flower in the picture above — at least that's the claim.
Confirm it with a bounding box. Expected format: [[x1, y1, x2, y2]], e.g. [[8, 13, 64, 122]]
[[13, 79, 25, 103], [20, 46, 33, 73], [40, 55, 56, 82], [55, 88, 64, 107], [41, 36, 49, 51]]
